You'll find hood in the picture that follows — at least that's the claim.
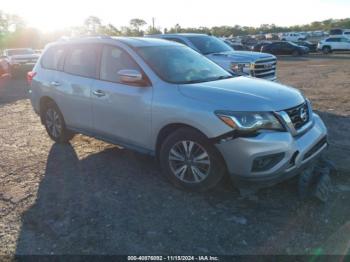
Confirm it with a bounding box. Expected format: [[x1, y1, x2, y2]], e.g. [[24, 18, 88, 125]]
[[206, 50, 275, 63], [178, 76, 305, 112], [10, 54, 39, 60]]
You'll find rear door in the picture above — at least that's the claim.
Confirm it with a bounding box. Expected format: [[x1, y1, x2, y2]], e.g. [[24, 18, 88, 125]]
[[272, 43, 283, 55], [32, 45, 66, 112], [281, 42, 294, 55], [328, 38, 341, 50], [56, 44, 98, 130]]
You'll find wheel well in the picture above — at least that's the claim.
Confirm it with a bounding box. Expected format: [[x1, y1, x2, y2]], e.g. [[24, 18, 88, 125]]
[[39, 96, 55, 123], [155, 123, 229, 178], [155, 123, 208, 160]]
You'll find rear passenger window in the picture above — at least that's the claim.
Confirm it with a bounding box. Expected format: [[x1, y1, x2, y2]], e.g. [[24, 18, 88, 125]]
[[100, 45, 140, 83], [41, 46, 65, 70], [326, 38, 339, 42], [64, 45, 97, 78]]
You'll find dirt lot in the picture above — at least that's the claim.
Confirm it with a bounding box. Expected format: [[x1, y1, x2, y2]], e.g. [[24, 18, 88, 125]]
[[0, 55, 350, 256]]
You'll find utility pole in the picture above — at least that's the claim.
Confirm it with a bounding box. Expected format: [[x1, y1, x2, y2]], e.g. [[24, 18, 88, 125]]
[[152, 17, 155, 31]]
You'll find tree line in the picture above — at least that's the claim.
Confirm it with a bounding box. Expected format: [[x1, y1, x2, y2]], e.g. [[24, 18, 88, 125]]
[[1, 10, 350, 49]]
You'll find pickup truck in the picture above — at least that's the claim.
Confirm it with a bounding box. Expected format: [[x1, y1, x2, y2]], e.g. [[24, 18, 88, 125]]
[[280, 32, 307, 42], [147, 34, 277, 81], [2, 48, 40, 74]]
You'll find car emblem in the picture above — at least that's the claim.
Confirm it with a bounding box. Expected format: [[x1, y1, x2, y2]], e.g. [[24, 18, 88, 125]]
[[264, 63, 272, 69], [300, 107, 308, 122]]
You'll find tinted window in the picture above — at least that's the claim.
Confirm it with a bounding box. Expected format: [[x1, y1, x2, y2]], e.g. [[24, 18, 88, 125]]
[[100, 45, 140, 83], [326, 38, 340, 42], [64, 45, 97, 78], [330, 29, 343, 35], [41, 46, 65, 70]]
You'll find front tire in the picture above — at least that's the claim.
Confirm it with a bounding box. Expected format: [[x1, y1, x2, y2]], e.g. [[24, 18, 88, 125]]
[[159, 128, 226, 192], [42, 101, 74, 143]]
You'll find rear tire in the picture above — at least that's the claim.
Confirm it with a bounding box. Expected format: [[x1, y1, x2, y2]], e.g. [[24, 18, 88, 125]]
[[41, 101, 74, 143], [292, 50, 300, 56], [322, 46, 331, 54], [159, 128, 226, 192]]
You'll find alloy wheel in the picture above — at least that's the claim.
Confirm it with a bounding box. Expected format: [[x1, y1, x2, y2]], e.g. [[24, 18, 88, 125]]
[[168, 140, 211, 184], [45, 108, 62, 138]]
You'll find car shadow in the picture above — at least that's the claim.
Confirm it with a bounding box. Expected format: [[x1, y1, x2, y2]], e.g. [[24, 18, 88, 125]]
[[14, 142, 243, 254], [14, 111, 350, 255], [0, 77, 28, 105]]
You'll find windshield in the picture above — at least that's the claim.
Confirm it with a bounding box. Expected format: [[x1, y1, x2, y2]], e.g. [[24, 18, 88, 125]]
[[136, 45, 232, 84], [186, 36, 233, 55], [7, 49, 34, 56]]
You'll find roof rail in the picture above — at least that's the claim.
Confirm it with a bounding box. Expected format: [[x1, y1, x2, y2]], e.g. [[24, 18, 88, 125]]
[[57, 35, 112, 41]]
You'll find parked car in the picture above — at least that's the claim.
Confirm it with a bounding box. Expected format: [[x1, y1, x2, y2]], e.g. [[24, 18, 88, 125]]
[[317, 37, 350, 54], [223, 40, 250, 51], [251, 41, 272, 52], [2, 48, 39, 74], [293, 41, 318, 52], [280, 32, 307, 41], [265, 33, 279, 40], [329, 28, 350, 39], [148, 33, 277, 81], [28, 36, 327, 191], [261, 41, 309, 56], [240, 36, 259, 46], [0, 55, 10, 78]]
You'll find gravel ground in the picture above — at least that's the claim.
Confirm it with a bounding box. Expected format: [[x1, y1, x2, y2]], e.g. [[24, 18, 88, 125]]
[[0, 55, 350, 255]]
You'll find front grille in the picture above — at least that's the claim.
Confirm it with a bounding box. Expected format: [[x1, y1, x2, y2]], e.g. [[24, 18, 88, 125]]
[[285, 102, 309, 130], [252, 58, 277, 79]]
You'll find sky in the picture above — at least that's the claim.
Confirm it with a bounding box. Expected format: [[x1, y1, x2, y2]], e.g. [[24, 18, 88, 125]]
[[1, 0, 350, 32]]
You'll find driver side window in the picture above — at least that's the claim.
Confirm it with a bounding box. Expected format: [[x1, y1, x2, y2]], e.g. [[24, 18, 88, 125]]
[[100, 45, 141, 83]]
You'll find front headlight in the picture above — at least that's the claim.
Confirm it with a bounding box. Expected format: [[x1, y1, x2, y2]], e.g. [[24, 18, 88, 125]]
[[215, 111, 284, 132], [230, 62, 252, 75]]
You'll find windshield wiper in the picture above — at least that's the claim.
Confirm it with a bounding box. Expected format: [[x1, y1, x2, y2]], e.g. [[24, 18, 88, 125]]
[[182, 75, 233, 84], [214, 75, 233, 81]]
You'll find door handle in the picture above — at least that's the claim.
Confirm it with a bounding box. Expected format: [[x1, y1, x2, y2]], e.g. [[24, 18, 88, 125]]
[[50, 81, 61, 87], [92, 90, 106, 97]]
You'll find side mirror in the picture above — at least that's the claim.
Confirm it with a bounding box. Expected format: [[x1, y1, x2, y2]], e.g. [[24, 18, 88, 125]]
[[118, 69, 145, 85]]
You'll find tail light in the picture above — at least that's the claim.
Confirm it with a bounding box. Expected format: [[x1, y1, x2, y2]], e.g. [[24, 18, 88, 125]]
[[27, 71, 37, 85]]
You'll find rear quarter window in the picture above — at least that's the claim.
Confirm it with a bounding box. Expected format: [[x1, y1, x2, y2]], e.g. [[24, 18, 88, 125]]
[[41, 46, 66, 70]]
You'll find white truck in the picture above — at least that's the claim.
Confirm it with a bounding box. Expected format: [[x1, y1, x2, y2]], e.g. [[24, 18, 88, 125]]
[[280, 32, 307, 42]]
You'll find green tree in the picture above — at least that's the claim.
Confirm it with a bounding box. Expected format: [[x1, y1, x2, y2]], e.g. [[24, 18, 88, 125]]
[[84, 16, 102, 35]]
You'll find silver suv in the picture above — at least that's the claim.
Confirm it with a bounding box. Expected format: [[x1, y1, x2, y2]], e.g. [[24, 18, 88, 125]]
[[28, 36, 328, 191], [147, 34, 277, 81]]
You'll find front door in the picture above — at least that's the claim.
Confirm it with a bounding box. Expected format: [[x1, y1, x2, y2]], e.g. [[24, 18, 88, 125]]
[[91, 45, 153, 150]]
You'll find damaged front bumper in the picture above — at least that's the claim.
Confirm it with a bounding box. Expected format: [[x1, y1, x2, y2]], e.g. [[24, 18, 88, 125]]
[[215, 113, 328, 186]]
